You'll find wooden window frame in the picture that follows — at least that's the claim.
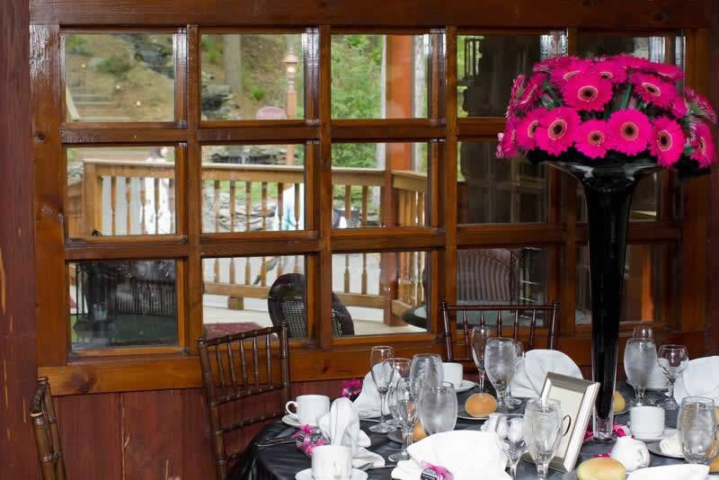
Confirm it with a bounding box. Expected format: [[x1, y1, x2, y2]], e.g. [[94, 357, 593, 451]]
[[30, 1, 711, 395]]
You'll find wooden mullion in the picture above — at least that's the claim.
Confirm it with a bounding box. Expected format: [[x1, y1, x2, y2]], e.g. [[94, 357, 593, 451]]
[[198, 124, 319, 143], [201, 238, 320, 258], [61, 125, 186, 144], [444, 27, 459, 318], [33, 24, 67, 366], [174, 28, 188, 125], [331, 119, 444, 141], [331, 229, 444, 253], [65, 239, 189, 260], [457, 118, 506, 139], [186, 25, 204, 353]]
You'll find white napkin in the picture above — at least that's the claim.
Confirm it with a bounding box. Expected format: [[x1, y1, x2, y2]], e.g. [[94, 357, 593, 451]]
[[391, 431, 511, 480], [674, 356, 719, 405], [509, 349, 582, 399], [353, 370, 398, 418], [627, 464, 709, 480], [658, 431, 682, 457], [317, 398, 384, 468]]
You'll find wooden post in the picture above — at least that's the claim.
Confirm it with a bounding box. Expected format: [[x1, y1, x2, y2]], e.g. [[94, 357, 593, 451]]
[[83, 162, 101, 235]]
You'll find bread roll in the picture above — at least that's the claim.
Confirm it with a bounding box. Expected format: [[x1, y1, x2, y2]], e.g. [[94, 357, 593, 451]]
[[710, 453, 719, 473], [577, 458, 626, 480], [413, 420, 427, 441], [464, 393, 497, 417], [614, 391, 626, 413]]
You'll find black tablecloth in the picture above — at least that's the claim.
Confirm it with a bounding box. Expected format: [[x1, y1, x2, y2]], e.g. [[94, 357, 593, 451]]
[[230, 383, 682, 480]]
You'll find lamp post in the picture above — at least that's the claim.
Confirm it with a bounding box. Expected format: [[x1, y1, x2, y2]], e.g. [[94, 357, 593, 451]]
[[283, 50, 298, 165]]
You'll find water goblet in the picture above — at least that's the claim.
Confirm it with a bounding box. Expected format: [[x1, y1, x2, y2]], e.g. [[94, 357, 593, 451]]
[[418, 381, 457, 435], [505, 340, 524, 409], [484, 337, 517, 411], [524, 398, 563, 480], [409, 353, 443, 397], [388, 380, 417, 462], [499, 413, 527, 479], [387, 358, 411, 427], [624, 338, 657, 406], [369, 345, 395, 433], [657, 344, 689, 411], [678, 396, 719, 465], [470, 326, 493, 393]]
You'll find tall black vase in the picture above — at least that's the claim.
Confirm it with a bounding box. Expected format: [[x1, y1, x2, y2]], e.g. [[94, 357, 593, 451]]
[[548, 159, 659, 441]]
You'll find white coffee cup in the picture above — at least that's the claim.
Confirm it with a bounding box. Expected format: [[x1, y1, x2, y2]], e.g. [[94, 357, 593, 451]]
[[442, 362, 463, 388], [285, 394, 330, 427], [630, 405, 665, 439], [312, 445, 352, 480], [610, 435, 651, 472]]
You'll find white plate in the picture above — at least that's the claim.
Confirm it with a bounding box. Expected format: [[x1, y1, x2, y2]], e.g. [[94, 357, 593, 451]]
[[646, 441, 683, 459], [296, 468, 368, 480], [632, 427, 676, 443], [455, 380, 477, 393], [282, 414, 303, 428]]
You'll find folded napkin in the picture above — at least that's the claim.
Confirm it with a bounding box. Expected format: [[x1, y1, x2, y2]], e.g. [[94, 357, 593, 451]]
[[353, 370, 398, 418], [391, 431, 510, 480], [674, 356, 719, 405], [627, 464, 709, 480], [317, 398, 384, 468], [509, 349, 582, 399]]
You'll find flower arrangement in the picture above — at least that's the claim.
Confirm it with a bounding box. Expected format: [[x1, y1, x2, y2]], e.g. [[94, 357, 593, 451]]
[[497, 55, 717, 179]]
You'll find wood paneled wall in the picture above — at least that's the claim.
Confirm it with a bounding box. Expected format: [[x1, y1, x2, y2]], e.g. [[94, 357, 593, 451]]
[[706, 3, 719, 356], [55, 381, 344, 480]]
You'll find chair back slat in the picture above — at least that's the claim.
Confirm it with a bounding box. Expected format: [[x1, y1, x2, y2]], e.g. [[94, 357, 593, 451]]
[[30, 377, 67, 480], [197, 323, 291, 480], [440, 302, 560, 363]]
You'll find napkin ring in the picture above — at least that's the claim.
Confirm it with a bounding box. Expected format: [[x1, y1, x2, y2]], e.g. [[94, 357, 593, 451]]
[[420, 461, 454, 480], [293, 425, 328, 457]]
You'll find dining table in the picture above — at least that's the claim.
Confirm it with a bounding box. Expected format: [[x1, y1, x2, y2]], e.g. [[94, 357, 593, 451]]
[[229, 382, 684, 480]]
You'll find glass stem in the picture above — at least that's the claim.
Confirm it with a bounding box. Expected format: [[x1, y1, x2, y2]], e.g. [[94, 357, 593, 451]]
[[509, 458, 518, 479], [402, 426, 413, 453], [537, 461, 548, 480], [478, 370, 485, 392], [667, 377, 675, 401], [637, 385, 646, 404], [379, 391, 386, 425]]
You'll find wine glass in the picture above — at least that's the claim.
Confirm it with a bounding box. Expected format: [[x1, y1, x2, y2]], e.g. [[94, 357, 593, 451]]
[[418, 381, 458, 435], [624, 338, 657, 406], [657, 344, 689, 410], [484, 337, 517, 411], [524, 398, 563, 480], [505, 340, 524, 409], [369, 346, 395, 433], [678, 396, 719, 465], [387, 358, 411, 427], [409, 353, 443, 397], [633, 325, 654, 340], [470, 326, 493, 393], [388, 380, 418, 462], [499, 414, 527, 479]]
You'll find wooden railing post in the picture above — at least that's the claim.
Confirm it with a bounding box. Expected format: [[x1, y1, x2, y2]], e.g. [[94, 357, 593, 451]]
[[83, 161, 101, 236]]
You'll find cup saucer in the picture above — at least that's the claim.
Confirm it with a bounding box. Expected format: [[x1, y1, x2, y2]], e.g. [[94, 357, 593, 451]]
[[632, 427, 675, 442], [455, 380, 477, 393], [295, 468, 369, 480], [282, 414, 302, 428]]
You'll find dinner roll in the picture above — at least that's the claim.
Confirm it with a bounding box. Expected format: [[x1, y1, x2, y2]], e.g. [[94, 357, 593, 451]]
[[464, 393, 497, 417], [577, 458, 626, 480], [614, 391, 626, 413], [710, 453, 719, 473], [413, 420, 427, 441]]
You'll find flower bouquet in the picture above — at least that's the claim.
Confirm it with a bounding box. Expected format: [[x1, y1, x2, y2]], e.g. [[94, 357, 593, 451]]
[[498, 55, 716, 441]]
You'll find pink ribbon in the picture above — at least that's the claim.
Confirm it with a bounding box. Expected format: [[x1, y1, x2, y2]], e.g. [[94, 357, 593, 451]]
[[421, 461, 454, 480], [293, 425, 328, 457], [341, 379, 363, 399]]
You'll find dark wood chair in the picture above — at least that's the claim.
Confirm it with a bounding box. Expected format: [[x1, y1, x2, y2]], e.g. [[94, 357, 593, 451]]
[[197, 323, 291, 480], [440, 301, 560, 363], [30, 377, 67, 480]]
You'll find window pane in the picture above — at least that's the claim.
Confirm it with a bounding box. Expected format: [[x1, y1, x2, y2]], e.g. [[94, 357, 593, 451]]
[[65, 34, 175, 122], [200, 34, 306, 121], [455, 247, 551, 327], [67, 147, 177, 237], [203, 255, 307, 339], [458, 32, 567, 118], [332, 251, 429, 336], [69, 260, 178, 350], [458, 141, 547, 224], [576, 244, 677, 325], [331, 34, 429, 119], [332, 143, 429, 228], [201, 145, 306, 233], [577, 34, 685, 66]]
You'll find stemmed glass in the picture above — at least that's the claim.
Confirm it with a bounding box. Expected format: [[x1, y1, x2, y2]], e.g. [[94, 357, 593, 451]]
[[409, 354, 443, 397], [387, 358, 411, 427], [484, 337, 517, 411], [499, 414, 527, 479], [524, 398, 563, 480], [678, 396, 719, 465], [418, 381, 458, 435], [505, 340, 524, 409], [470, 326, 493, 393], [388, 380, 418, 462], [623, 337, 657, 406], [369, 346, 395, 433], [657, 344, 689, 410]]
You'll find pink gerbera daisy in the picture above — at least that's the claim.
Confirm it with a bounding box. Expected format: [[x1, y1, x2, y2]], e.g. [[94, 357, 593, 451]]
[[516, 108, 547, 150], [630, 73, 677, 109], [671, 97, 689, 119], [685, 88, 718, 124], [497, 119, 520, 159], [533, 56, 573, 74], [506, 74, 526, 117], [518, 73, 546, 109], [614, 55, 651, 71], [647, 63, 684, 81], [607, 109, 652, 155], [575, 120, 610, 159], [592, 60, 627, 84], [650, 117, 686, 167], [561, 72, 613, 112], [690, 122, 718, 167], [535, 107, 580, 156], [550, 58, 591, 86]]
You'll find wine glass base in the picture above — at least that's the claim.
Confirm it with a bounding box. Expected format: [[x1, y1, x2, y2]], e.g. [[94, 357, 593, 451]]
[[388, 451, 410, 462], [369, 422, 396, 434]]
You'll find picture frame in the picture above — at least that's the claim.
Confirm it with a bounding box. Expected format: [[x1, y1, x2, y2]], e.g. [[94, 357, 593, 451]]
[[538, 372, 600, 473]]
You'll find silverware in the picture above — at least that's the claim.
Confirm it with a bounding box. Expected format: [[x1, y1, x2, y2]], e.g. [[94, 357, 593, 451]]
[[256, 433, 296, 447]]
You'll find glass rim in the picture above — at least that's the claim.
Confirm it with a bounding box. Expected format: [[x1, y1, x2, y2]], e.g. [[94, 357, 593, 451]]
[[681, 396, 715, 407], [525, 397, 561, 410], [658, 344, 687, 350]]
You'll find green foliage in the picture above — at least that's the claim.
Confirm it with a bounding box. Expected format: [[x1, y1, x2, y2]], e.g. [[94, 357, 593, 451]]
[[251, 86, 266, 102], [201, 36, 223, 65], [66, 35, 93, 56], [95, 54, 132, 78]]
